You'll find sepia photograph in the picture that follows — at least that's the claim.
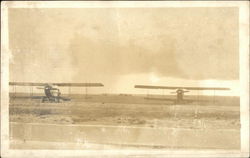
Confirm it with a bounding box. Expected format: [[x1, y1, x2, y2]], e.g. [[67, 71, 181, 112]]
[[1, 1, 249, 158]]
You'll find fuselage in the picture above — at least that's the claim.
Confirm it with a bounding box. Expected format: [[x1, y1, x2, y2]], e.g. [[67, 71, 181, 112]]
[[44, 85, 60, 99], [176, 89, 185, 103]]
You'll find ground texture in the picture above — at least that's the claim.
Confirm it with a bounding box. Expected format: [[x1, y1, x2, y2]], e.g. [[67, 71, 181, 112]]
[[9, 95, 240, 149]]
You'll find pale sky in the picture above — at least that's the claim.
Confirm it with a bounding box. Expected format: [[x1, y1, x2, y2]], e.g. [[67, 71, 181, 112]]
[[8, 8, 239, 96]]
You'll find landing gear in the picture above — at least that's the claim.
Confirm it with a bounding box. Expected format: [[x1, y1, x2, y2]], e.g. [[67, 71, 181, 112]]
[[41, 96, 61, 103], [41, 96, 46, 103], [55, 97, 61, 103]]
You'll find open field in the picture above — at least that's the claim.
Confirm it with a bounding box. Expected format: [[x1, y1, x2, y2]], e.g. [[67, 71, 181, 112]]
[[9, 94, 240, 150]]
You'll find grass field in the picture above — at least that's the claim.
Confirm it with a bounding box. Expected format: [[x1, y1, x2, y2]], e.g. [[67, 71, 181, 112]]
[[9, 93, 240, 149]]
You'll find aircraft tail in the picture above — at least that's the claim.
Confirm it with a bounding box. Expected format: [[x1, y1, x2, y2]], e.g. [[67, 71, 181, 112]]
[[60, 97, 71, 101]]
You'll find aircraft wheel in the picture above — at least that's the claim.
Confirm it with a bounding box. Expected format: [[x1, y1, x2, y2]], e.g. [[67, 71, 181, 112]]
[[41, 97, 45, 103]]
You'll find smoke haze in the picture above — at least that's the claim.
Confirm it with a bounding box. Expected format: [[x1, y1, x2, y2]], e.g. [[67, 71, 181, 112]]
[[8, 8, 239, 95]]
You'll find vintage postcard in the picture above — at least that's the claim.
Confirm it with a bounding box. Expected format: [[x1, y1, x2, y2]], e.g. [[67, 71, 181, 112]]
[[1, 1, 249, 158]]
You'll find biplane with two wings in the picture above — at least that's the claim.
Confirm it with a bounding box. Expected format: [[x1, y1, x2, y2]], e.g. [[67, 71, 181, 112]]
[[9, 82, 104, 103], [134, 85, 230, 104]]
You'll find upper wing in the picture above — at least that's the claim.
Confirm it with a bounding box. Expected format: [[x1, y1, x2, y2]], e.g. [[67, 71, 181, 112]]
[[134, 85, 230, 90], [181, 87, 230, 90], [9, 82, 47, 86], [9, 82, 104, 87], [53, 83, 104, 87], [135, 85, 179, 90]]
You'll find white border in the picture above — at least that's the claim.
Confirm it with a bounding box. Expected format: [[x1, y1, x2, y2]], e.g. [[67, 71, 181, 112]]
[[1, 1, 249, 157]]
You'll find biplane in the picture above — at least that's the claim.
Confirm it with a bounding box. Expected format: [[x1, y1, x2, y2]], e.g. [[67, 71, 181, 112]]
[[134, 85, 230, 104], [9, 82, 104, 103]]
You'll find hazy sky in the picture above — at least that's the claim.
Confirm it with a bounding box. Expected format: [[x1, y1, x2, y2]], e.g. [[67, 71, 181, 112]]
[[8, 8, 239, 95]]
